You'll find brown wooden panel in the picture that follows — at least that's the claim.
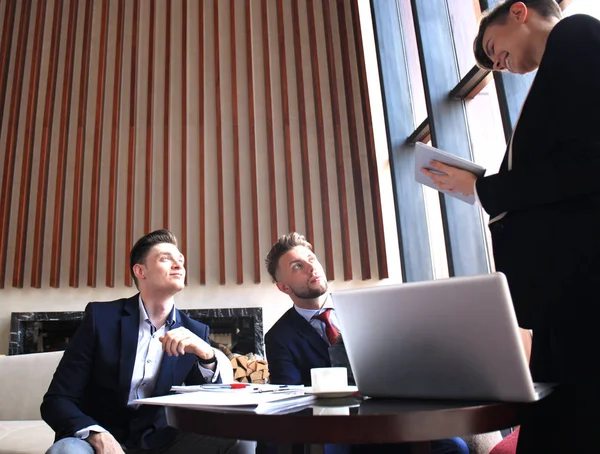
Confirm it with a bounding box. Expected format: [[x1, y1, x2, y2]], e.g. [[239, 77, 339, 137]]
[[163, 0, 171, 229], [245, 0, 260, 283], [13, 0, 45, 288], [322, 0, 351, 281], [50, 0, 78, 288], [230, 0, 243, 284], [125, 0, 140, 287], [198, 0, 206, 284], [261, 0, 277, 245], [291, 0, 313, 245], [69, 0, 94, 287], [181, 0, 187, 265], [144, 0, 156, 234], [214, 0, 225, 284], [106, 0, 125, 287], [0, 0, 16, 135], [87, 0, 110, 287], [350, 0, 387, 279], [31, 0, 63, 288], [0, 0, 32, 289], [275, 0, 295, 232], [306, 0, 334, 280], [335, 0, 370, 280]]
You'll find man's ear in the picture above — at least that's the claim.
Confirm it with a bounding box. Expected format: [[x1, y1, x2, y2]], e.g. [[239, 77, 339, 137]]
[[275, 281, 291, 295], [133, 263, 145, 282], [510, 2, 528, 23]]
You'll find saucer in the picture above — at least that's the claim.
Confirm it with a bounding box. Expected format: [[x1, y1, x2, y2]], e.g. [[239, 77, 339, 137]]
[[303, 385, 359, 398]]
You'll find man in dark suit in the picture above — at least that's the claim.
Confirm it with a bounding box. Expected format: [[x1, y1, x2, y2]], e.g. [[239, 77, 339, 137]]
[[264, 232, 468, 454], [422, 1, 600, 452], [42, 229, 254, 454]]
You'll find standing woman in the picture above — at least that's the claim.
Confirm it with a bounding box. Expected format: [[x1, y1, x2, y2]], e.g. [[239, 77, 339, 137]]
[[421, 0, 600, 452]]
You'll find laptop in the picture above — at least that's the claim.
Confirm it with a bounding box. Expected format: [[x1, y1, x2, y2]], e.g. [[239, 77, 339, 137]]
[[331, 273, 552, 402]]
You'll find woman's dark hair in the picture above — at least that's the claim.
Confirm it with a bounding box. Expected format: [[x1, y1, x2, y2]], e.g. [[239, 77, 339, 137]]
[[474, 0, 562, 70]]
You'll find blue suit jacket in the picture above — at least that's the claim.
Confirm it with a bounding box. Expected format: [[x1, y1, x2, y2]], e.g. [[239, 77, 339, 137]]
[[265, 307, 331, 386], [41, 295, 218, 449]]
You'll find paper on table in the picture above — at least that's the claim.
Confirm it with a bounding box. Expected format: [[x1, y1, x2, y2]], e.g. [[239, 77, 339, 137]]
[[171, 383, 304, 393], [414, 142, 486, 205], [133, 389, 316, 415]]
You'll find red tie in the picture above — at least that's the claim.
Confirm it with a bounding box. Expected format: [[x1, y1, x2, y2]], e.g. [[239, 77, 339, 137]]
[[312, 308, 340, 345]]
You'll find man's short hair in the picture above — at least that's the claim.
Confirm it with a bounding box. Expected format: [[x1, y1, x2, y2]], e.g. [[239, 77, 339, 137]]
[[129, 229, 178, 288], [474, 0, 562, 70], [265, 232, 313, 282]]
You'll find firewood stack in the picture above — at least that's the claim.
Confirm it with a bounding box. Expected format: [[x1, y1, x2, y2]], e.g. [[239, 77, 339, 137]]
[[215, 344, 270, 384]]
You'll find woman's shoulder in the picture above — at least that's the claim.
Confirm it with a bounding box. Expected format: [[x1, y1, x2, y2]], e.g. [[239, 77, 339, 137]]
[[550, 14, 600, 45]]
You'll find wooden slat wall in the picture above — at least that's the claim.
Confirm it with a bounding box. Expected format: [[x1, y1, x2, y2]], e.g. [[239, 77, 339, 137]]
[[0, 0, 389, 288]]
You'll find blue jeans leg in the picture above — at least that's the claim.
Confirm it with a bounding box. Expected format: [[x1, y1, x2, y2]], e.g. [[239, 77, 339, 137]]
[[45, 437, 95, 454], [430, 437, 469, 454]]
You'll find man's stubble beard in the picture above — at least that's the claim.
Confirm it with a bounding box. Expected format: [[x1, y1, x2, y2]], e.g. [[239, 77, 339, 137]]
[[291, 281, 328, 300]]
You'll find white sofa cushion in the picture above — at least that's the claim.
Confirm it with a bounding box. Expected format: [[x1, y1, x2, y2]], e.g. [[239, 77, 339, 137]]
[[0, 421, 55, 454], [0, 351, 64, 421]]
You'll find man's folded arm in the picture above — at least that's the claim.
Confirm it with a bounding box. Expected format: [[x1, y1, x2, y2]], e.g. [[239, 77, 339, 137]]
[[41, 303, 101, 438]]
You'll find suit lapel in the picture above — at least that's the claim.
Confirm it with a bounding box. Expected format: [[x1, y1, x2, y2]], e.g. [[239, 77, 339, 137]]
[[288, 309, 330, 362], [118, 295, 140, 403]]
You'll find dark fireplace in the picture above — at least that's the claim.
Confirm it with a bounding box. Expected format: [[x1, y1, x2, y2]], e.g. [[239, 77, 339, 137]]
[[9, 308, 264, 357]]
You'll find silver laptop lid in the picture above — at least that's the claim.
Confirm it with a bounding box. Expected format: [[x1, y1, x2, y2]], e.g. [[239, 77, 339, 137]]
[[331, 273, 537, 402]]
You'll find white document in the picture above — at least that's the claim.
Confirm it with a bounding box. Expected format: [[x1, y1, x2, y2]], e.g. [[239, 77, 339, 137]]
[[414, 141, 486, 205], [133, 389, 315, 415], [171, 383, 304, 393]]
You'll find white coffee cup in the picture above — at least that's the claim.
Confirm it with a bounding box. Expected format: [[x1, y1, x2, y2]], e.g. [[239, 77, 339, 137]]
[[310, 367, 348, 392]]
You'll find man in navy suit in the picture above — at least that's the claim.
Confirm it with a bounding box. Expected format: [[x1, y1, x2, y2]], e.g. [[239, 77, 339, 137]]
[[42, 229, 254, 454], [264, 232, 468, 454]]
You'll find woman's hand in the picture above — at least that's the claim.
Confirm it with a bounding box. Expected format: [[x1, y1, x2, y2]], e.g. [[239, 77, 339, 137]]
[[421, 160, 478, 196]]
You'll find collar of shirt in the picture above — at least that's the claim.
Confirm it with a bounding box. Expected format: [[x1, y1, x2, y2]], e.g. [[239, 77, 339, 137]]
[[138, 295, 177, 335], [294, 294, 333, 323]]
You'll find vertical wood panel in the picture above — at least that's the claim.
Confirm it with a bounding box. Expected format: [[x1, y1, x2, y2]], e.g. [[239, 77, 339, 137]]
[[69, 0, 94, 287], [261, 0, 277, 245], [214, 0, 225, 285], [245, 0, 260, 283], [291, 0, 313, 245], [350, 0, 388, 279], [32, 0, 63, 288], [106, 0, 125, 287], [322, 0, 351, 281], [144, 0, 156, 234], [163, 0, 171, 229], [0, 0, 32, 289], [87, 0, 110, 287], [198, 0, 206, 284], [306, 0, 334, 280], [275, 0, 295, 232], [181, 0, 187, 264], [335, 0, 370, 280], [230, 0, 243, 284], [125, 0, 140, 287], [50, 0, 78, 288], [13, 0, 46, 288], [0, 0, 16, 135]]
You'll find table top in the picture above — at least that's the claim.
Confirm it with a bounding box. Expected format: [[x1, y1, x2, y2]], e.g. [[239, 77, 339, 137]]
[[166, 397, 531, 444]]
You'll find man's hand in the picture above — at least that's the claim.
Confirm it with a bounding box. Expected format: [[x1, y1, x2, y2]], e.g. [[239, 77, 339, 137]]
[[159, 327, 215, 360], [421, 160, 477, 196], [87, 432, 125, 454]]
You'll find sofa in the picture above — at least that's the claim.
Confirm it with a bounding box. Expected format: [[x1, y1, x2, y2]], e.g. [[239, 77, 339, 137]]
[[0, 351, 62, 454]]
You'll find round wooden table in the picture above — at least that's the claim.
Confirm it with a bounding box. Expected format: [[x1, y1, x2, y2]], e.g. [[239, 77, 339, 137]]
[[166, 397, 530, 452]]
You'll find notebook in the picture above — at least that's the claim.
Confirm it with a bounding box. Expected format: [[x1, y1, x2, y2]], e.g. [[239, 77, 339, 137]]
[[331, 273, 553, 402], [414, 141, 486, 205]]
